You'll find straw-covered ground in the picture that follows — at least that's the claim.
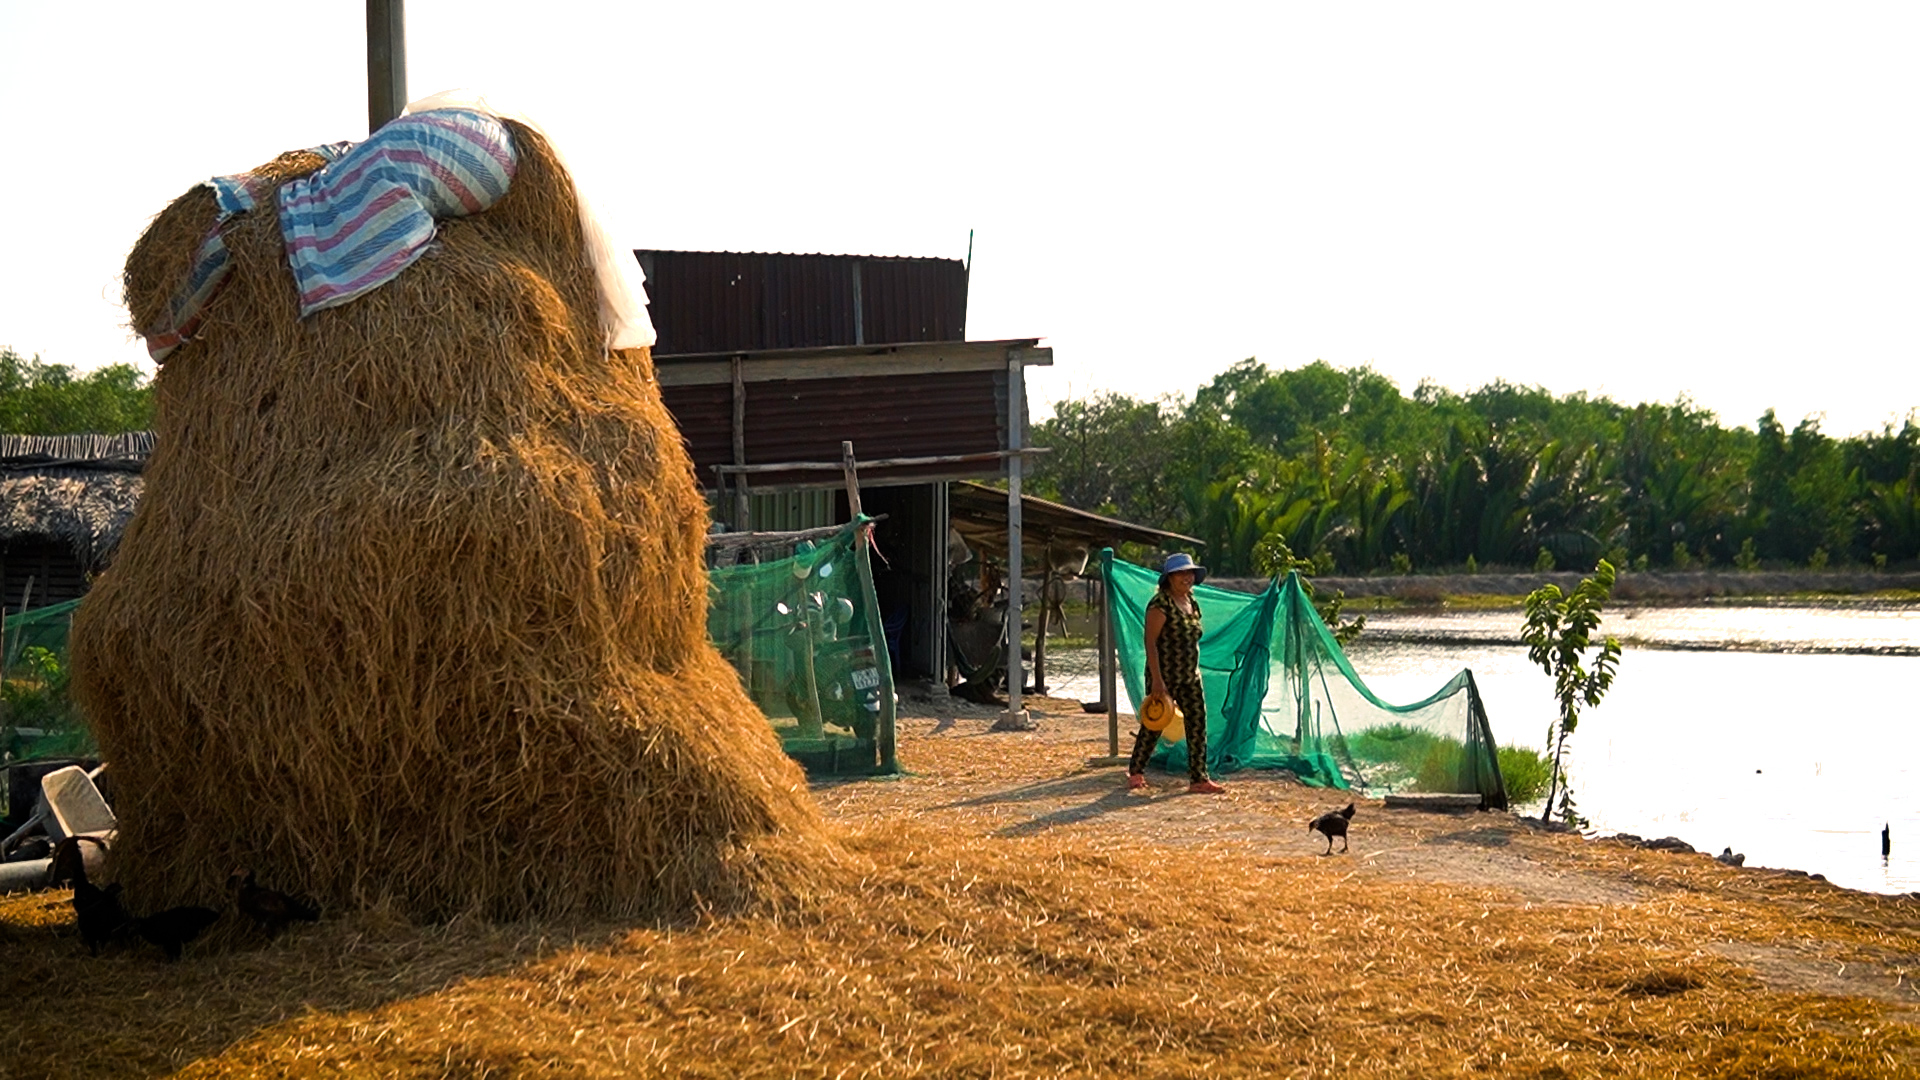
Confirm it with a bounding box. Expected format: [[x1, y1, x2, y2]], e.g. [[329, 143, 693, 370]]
[[6, 697, 1920, 1079]]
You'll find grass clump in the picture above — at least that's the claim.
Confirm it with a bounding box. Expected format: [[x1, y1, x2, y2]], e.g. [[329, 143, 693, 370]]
[[1497, 744, 1553, 804], [1337, 724, 1548, 803]]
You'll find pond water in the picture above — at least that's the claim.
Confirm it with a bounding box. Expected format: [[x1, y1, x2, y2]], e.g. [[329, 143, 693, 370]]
[[1044, 604, 1920, 895], [1359, 603, 1920, 655]]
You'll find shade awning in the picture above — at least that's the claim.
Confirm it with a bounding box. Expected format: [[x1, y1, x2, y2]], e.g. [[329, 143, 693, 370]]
[[947, 480, 1201, 561]]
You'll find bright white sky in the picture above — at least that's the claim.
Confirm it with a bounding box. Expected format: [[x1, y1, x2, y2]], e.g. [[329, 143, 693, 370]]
[[3, 2, 1915, 436]]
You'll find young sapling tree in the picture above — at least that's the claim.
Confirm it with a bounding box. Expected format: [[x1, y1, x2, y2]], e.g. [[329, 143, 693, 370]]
[[1521, 559, 1622, 825]]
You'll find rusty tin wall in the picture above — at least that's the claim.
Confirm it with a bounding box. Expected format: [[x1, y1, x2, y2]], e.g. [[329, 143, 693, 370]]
[[659, 368, 1009, 490], [635, 251, 968, 355]]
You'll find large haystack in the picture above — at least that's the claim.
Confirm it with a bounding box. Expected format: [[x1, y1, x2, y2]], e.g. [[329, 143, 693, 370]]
[[71, 121, 831, 920]]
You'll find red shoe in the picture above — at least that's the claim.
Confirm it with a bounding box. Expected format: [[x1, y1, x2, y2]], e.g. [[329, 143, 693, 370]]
[[1188, 779, 1227, 795], [1126, 773, 1148, 791]]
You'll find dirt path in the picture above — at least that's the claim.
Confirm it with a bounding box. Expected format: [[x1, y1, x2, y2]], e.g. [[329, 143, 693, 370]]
[[835, 694, 1920, 1013]]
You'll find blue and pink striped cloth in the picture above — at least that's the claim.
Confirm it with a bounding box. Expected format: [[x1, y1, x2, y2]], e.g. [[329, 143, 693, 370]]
[[147, 109, 517, 362]]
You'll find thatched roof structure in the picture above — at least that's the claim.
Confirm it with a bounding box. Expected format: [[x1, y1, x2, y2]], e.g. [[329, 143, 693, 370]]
[[0, 433, 152, 569]]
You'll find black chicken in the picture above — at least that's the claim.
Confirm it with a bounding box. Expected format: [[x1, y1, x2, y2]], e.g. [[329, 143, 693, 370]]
[[134, 906, 222, 961], [50, 837, 131, 954], [1308, 802, 1357, 855], [229, 869, 321, 935]]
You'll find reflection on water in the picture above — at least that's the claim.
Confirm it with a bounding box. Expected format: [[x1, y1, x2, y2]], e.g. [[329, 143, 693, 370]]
[[1366, 604, 1920, 654], [1048, 605, 1920, 895], [1351, 612, 1920, 896]]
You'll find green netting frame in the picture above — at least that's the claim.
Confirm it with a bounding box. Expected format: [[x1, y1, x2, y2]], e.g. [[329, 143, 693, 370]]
[[1102, 552, 1506, 807], [708, 519, 898, 776], [2, 598, 95, 765]]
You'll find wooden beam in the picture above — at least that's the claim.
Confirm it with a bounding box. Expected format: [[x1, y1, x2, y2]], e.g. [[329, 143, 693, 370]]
[[655, 341, 1053, 387], [704, 518, 886, 552], [713, 448, 1049, 477]]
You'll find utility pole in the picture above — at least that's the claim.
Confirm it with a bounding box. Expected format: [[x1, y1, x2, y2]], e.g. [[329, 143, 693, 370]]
[[367, 0, 407, 133]]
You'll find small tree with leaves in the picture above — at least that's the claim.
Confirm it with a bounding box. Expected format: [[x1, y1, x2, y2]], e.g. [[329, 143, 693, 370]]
[[1521, 559, 1622, 825], [1253, 532, 1365, 645]]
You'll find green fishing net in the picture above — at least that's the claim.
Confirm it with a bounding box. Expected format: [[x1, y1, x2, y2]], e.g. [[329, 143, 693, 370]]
[[709, 520, 898, 776], [1103, 552, 1506, 806], [1, 598, 93, 766]]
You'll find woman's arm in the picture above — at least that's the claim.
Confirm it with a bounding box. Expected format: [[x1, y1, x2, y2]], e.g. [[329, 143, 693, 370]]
[[1145, 604, 1167, 698]]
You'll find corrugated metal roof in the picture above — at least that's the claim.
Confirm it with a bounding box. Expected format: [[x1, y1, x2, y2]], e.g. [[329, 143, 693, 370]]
[[635, 250, 967, 355], [948, 481, 1203, 551]]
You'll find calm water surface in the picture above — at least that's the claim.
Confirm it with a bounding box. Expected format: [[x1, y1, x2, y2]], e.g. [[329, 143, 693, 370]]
[[1353, 607, 1920, 895]]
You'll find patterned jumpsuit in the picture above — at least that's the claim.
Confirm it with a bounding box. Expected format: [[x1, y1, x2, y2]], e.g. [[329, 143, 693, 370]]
[[1128, 591, 1211, 781]]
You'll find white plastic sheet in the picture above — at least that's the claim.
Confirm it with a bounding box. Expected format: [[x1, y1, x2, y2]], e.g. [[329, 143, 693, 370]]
[[403, 90, 656, 351]]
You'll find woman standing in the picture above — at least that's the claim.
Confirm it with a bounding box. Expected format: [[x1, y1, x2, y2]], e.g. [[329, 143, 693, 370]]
[[1126, 553, 1228, 794]]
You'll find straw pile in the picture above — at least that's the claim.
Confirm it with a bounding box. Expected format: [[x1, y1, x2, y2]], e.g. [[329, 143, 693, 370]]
[[69, 121, 829, 921], [6, 817, 1918, 1078]]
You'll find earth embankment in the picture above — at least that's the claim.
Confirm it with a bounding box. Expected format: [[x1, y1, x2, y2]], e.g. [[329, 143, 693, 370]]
[[1209, 568, 1920, 602]]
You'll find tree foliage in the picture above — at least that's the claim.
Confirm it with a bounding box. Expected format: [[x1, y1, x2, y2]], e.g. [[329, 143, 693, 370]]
[[1521, 560, 1621, 825], [1250, 533, 1364, 645], [1026, 358, 1920, 574], [0, 348, 154, 435]]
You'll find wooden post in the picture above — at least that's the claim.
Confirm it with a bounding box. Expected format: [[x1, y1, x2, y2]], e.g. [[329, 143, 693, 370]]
[[840, 441, 863, 521], [851, 516, 899, 773], [1031, 565, 1053, 696], [731, 357, 750, 531], [730, 358, 753, 699], [841, 442, 898, 769], [365, 0, 406, 134], [837, 442, 863, 725], [929, 483, 951, 698], [3, 576, 34, 677]]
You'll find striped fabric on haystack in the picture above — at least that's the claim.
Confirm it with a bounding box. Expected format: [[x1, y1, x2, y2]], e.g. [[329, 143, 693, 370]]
[[144, 110, 517, 361], [277, 109, 517, 315]]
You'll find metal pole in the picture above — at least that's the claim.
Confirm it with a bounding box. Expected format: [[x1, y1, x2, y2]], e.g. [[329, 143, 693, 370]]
[[995, 347, 1034, 731], [366, 0, 407, 134]]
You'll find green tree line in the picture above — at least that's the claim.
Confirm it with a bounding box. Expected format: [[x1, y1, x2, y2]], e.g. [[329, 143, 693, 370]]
[[1029, 359, 1920, 576], [0, 348, 154, 435]]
